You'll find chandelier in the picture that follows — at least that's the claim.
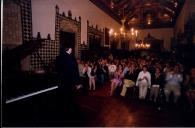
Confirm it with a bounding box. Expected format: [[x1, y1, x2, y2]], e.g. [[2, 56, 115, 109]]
[[135, 40, 151, 49], [108, 7, 151, 50], [109, 19, 138, 40]]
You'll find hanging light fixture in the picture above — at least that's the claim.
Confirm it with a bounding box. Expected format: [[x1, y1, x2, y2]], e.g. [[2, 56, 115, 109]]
[[146, 13, 152, 25], [108, 7, 142, 51], [109, 18, 138, 40], [135, 40, 151, 49]]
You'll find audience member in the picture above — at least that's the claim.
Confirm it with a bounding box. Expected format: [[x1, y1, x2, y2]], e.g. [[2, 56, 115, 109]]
[[120, 64, 137, 97], [164, 65, 183, 104], [110, 65, 123, 96], [136, 65, 151, 100], [150, 67, 164, 102]]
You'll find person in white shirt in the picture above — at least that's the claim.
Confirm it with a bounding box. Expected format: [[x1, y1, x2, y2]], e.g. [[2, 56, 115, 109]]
[[136, 65, 151, 99], [108, 62, 117, 79], [87, 64, 96, 91], [77, 59, 84, 77]]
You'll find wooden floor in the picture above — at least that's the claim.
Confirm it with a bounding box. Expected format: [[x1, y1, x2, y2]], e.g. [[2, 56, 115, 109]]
[[76, 84, 195, 127], [3, 83, 195, 127]]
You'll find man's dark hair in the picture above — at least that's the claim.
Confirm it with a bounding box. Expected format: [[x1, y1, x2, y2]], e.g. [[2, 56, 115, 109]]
[[64, 47, 70, 51], [61, 42, 73, 51], [143, 65, 148, 69]]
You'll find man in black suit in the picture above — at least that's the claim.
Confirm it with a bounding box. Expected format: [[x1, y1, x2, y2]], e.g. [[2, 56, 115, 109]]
[[56, 45, 80, 95], [55, 44, 81, 124]]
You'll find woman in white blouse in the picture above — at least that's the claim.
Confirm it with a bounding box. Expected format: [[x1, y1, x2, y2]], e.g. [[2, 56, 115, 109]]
[[136, 65, 151, 99]]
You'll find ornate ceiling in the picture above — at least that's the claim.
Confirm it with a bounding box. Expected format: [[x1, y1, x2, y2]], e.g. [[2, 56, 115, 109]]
[[90, 0, 185, 29]]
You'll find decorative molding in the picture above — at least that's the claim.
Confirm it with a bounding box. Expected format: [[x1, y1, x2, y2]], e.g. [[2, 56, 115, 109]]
[[55, 5, 81, 58], [9, 2, 83, 71], [87, 20, 104, 49], [31, 6, 82, 71]]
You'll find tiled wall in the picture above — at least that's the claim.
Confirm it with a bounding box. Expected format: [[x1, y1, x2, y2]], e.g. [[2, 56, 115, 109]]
[[30, 6, 82, 71], [30, 39, 59, 71], [55, 6, 81, 58], [3, 0, 23, 49], [19, 0, 33, 71], [20, 0, 32, 42], [87, 20, 104, 48]]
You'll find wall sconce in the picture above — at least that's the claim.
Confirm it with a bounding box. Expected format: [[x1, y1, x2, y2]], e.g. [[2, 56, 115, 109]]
[[109, 29, 114, 36], [81, 41, 87, 46]]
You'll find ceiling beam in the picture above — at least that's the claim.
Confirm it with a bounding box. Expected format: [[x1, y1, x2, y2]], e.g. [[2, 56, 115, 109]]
[[89, 0, 185, 29], [113, 0, 129, 9], [89, 0, 122, 24]]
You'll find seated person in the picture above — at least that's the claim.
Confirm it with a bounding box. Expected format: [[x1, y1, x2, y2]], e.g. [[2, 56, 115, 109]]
[[164, 65, 183, 104], [150, 67, 164, 102], [87, 63, 96, 91], [108, 61, 117, 79], [136, 65, 151, 100], [110, 65, 123, 96], [120, 64, 137, 97], [186, 68, 195, 110]]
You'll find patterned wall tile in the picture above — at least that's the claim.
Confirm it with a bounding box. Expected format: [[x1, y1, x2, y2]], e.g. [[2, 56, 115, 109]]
[[30, 39, 59, 71], [20, 0, 32, 42]]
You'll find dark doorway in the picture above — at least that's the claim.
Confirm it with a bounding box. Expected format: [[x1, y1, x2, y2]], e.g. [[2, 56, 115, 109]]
[[60, 31, 75, 55], [88, 35, 101, 60], [89, 35, 101, 51]]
